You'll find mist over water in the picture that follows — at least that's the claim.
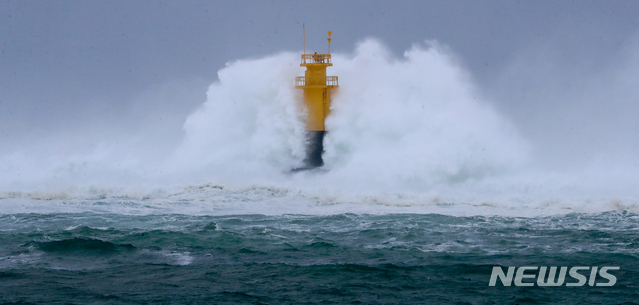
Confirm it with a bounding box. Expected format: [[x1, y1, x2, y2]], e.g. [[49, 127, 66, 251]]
[[2, 38, 638, 215]]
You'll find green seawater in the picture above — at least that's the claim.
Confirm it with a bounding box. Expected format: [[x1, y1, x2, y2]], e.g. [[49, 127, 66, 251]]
[[1, 211, 638, 304]]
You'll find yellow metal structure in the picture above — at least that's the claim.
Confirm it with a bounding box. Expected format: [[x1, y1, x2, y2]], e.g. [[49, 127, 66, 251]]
[[295, 32, 338, 131], [293, 30, 338, 169]]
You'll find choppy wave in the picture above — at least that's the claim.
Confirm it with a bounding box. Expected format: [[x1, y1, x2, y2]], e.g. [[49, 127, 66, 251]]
[[1, 212, 637, 303], [1, 38, 639, 216], [1, 182, 638, 217], [3, 212, 638, 267]]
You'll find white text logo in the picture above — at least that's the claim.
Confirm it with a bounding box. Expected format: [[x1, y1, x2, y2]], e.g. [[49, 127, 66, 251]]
[[489, 266, 620, 287]]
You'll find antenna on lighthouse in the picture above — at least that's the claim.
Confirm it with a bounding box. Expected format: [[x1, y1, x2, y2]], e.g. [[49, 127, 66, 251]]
[[303, 24, 306, 55], [327, 31, 332, 54]]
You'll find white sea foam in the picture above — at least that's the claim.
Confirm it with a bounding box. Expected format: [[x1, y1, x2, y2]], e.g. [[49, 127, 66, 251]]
[[1, 38, 638, 216], [0, 253, 43, 269], [160, 251, 194, 266]]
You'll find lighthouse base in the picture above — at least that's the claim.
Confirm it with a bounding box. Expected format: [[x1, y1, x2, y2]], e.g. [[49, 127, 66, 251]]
[[303, 130, 325, 168]]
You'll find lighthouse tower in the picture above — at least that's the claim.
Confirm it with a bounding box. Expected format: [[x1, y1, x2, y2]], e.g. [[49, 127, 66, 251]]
[[295, 31, 338, 168]]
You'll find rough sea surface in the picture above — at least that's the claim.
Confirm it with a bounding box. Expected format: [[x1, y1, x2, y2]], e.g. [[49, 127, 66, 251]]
[[1, 190, 638, 304], [3, 40, 639, 304]]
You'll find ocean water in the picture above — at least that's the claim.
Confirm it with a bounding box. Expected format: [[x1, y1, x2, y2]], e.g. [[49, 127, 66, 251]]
[[2, 39, 639, 303], [0, 191, 638, 304]]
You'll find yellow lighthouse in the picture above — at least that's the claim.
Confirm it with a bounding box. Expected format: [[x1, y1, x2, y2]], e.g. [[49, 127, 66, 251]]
[[295, 30, 338, 168]]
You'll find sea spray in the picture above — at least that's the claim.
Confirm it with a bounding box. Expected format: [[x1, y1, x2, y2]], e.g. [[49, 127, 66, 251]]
[[178, 38, 528, 192], [321, 39, 528, 191], [2, 39, 639, 215], [175, 52, 307, 181]]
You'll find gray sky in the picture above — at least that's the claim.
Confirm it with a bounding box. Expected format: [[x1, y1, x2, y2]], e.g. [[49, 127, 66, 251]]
[[2, 0, 639, 166]]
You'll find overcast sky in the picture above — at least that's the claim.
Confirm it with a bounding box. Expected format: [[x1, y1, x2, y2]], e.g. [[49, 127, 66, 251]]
[[1, 0, 639, 166]]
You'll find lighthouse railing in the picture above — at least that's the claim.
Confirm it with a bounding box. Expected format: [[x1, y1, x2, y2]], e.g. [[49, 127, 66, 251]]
[[295, 76, 338, 87], [326, 76, 338, 86], [301, 54, 331, 64]]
